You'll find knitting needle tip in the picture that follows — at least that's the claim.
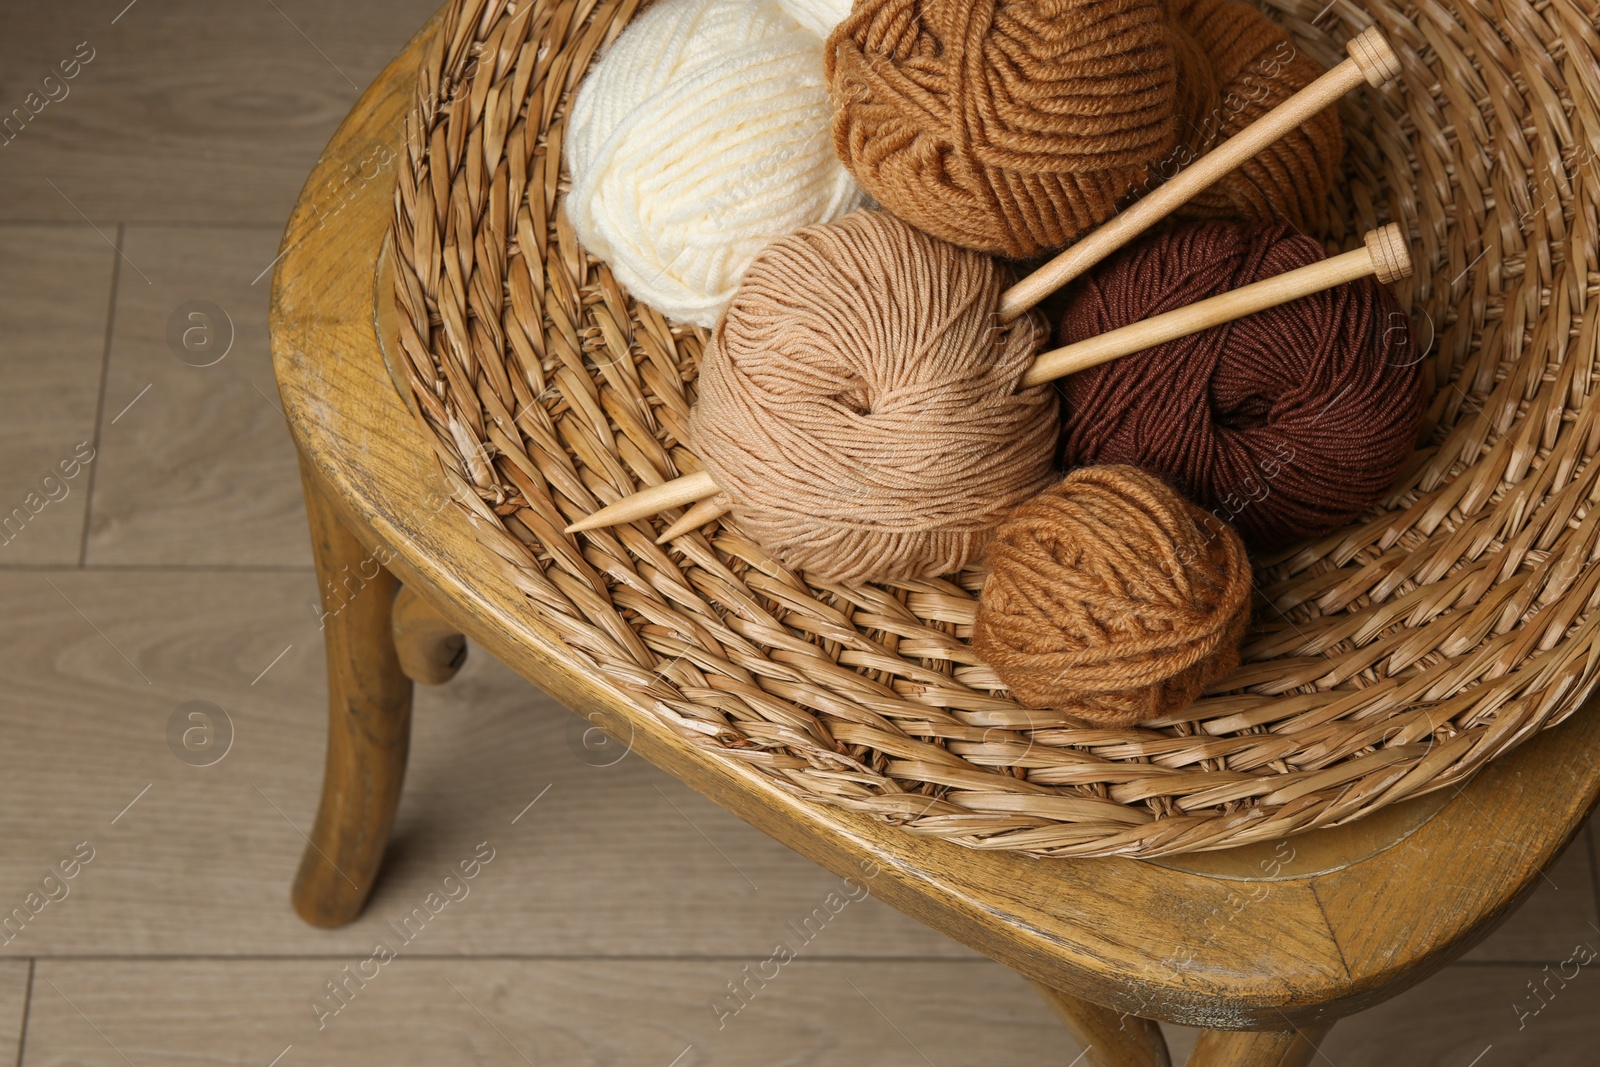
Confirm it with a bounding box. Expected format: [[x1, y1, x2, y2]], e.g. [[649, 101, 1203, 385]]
[[566, 469, 721, 533]]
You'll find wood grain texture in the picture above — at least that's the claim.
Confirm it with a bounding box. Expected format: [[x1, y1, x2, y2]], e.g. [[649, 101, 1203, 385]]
[[292, 464, 412, 927], [1187, 1023, 1333, 1067], [19, 959, 1073, 1066], [0, 228, 114, 566], [86, 225, 309, 566], [392, 583, 466, 685], [1311, 757, 1600, 1014], [1033, 981, 1171, 1067], [0, 0, 443, 224], [268, 6, 1600, 1031]]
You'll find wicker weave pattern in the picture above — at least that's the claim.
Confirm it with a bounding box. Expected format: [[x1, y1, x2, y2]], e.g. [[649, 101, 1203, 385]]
[[392, 0, 1600, 857]]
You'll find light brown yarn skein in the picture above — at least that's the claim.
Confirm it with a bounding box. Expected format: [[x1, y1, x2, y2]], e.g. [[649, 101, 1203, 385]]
[[1164, 0, 1345, 231], [825, 0, 1190, 258], [825, 0, 1346, 258], [688, 210, 1059, 585], [973, 466, 1251, 727]]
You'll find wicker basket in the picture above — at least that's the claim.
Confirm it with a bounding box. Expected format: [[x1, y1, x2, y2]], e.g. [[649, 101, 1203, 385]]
[[391, 0, 1600, 857]]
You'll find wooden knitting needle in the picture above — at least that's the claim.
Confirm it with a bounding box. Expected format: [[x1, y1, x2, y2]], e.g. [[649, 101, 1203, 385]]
[[1022, 222, 1411, 385], [655, 495, 730, 542], [997, 25, 1402, 322], [564, 223, 1413, 536], [590, 28, 1401, 541], [573, 30, 1403, 541]]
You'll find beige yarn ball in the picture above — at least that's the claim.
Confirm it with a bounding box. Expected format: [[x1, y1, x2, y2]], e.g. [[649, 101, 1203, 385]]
[[690, 210, 1059, 584], [566, 0, 864, 328]]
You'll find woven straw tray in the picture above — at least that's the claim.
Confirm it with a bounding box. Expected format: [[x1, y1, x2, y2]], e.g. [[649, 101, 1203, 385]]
[[389, 0, 1600, 857]]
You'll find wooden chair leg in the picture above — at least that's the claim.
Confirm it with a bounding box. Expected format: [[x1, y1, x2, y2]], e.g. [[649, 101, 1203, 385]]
[[291, 460, 413, 928], [392, 584, 467, 685], [1186, 1023, 1333, 1067], [1031, 981, 1171, 1067]]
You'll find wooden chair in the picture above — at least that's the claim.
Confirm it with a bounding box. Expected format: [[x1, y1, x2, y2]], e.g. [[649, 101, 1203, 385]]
[[268, 15, 1600, 1066]]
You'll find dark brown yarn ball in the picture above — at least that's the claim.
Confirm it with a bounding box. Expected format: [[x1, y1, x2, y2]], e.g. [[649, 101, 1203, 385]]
[[974, 465, 1251, 726], [825, 0, 1191, 258], [1165, 0, 1346, 232], [1057, 220, 1423, 550]]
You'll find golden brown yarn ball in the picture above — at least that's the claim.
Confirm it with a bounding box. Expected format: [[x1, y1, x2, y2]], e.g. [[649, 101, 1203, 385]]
[[973, 466, 1251, 727], [1164, 0, 1346, 232], [826, 0, 1190, 258], [825, 0, 1345, 258]]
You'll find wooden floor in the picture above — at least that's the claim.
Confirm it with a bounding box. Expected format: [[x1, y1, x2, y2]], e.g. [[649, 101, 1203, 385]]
[[1, 1, 1598, 1063]]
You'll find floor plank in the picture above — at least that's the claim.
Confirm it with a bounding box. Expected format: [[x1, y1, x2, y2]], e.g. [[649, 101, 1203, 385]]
[[0, 0, 443, 225], [0, 962, 30, 1063], [21, 958, 1069, 1066], [1319, 961, 1600, 1066], [1152, 952, 1600, 1066], [1464, 824, 1600, 963], [0, 569, 960, 960], [86, 226, 309, 566], [20, 957, 1600, 1066], [0, 228, 114, 566]]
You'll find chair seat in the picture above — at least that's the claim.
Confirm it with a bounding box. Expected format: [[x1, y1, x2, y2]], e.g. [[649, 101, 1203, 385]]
[[268, 8, 1600, 1037]]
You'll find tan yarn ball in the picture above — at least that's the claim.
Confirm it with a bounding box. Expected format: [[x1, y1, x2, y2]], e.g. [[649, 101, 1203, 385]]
[[973, 466, 1251, 727], [825, 0, 1188, 258], [689, 210, 1059, 584]]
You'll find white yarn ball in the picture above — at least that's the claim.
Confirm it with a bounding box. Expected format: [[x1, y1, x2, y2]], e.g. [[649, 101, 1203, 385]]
[[565, 0, 863, 328], [775, 0, 852, 38]]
